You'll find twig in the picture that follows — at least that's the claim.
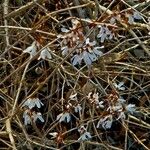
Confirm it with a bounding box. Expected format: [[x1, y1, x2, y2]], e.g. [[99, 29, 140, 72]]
[[129, 115, 150, 128], [123, 122, 150, 150], [3, 0, 9, 54], [16, 116, 33, 150], [5, 119, 17, 150], [0, 25, 56, 36], [73, 0, 89, 33], [4, 0, 43, 19], [0, 2, 92, 57], [11, 62, 30, 117], [95, 2, 150, 57]]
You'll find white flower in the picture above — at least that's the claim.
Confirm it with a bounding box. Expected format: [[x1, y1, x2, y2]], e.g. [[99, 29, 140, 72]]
[[110, 17, 116, 24], [97, 115, 113, 129], [78, 126, 92, 141], [117, 112, 126, 120], [22, 97, 44, 109], [71, 54, 82, 66], [32, 112, 44, 123], [38, 47, 52, 60], [113, 82, 125, 90], [61, 46, 69, 56], [70, 38, 103, 66], [61, 27, 70, 33], [78, 131, 92, 141], [23, 41, 37, 58], [118, 96, 126, 103], [88, 92, 104, 108], [88, 92, 105, 108], [133, 11, 142, 20], [69, 93, 77, 101], [75, 104, 82, 113], [60, 23, 104, 66], [86, 38, 96, 50], [97, 26, 114, 43], [56, 112, 71, 123], [49, 132, 58, 138], [23, 110, 32, 125], [127, 11, 142, 24], [126, 104, 136, 114], [96, 101, 104, 109], [93, 46, 104, 56], [81, 39, 103, 65], [93, 93, 99, 102], [23, 110, 44, 125], [82, 51, 94, 65]]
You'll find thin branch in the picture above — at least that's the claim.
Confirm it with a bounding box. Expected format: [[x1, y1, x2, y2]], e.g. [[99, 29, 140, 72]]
[[4, 0, 43, 19], [3, 0, 9, 53], [5, 119, 17, 150], [95, 1, 150, 57]]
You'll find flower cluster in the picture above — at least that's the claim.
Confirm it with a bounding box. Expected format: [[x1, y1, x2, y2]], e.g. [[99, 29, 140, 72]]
[[71, 38, 104, 66], [59, 19, 104, 66], [56, 92, 82, 123], [87, 92, 104, 109], [57, 112, 71, 123], [96, 90, 136, 129], [97, 114, 113, 129], [23, 41, 52, 60], [22, 97, 44, 125], [23, 110, 44, 125], [22, 97, 44, 109], [69, 92, 82, 113], [97, 25, 115, 43]]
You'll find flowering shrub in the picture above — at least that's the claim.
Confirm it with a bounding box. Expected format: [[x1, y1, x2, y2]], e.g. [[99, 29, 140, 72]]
[[0, 0, 150, 150], [59, 19, 104, 66]]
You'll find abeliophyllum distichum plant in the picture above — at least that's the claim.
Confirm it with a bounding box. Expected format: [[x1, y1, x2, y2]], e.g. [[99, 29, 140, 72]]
[[22, 40, 52, 125], [1, 0, 150, 149], [58, 19, 104, 66], [22, 97, 44, 125]]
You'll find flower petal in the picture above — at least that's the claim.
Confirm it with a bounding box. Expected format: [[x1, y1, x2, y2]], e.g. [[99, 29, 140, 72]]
[[61, 27, 70, 33], [133, 11, 142, 20], [56, 113, 63, 121], [86, 38, 90, 44], [71, 54, 81, 66], [128, 15, 134, 24], [23, 41, 37, 57], [82, 51, 92, 65], [93, 48, 103, 56]]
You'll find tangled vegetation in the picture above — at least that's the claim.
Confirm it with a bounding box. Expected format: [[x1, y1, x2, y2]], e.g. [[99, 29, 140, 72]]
[[0, 0, 150, 149]]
